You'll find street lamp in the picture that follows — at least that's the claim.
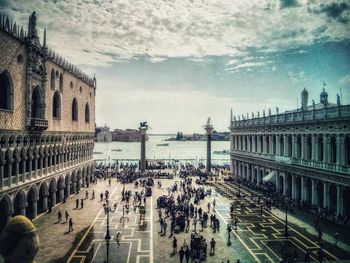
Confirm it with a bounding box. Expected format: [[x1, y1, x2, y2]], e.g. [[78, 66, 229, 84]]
[[105, 199, 111, 240], [284, 198, 289, 238]]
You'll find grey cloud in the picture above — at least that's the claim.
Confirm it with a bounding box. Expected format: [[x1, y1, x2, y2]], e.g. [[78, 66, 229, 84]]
[[280, 0, 299, 9], [309, 2, 350, 23]]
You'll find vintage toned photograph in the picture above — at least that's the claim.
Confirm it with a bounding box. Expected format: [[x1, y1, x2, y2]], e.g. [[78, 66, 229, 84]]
[[0, 0, 349, 262]]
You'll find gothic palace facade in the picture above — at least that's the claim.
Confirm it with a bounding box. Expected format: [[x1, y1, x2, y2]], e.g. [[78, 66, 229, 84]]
[[230, 88, 350, 218], [0, 12, 96, 231]]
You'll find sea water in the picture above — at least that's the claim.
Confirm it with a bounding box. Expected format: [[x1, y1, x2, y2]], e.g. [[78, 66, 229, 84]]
[[93, 135, 230, 165]]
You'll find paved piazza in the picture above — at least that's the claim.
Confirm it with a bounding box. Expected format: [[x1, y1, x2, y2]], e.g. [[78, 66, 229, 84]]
[[33, 176, 350, 263]]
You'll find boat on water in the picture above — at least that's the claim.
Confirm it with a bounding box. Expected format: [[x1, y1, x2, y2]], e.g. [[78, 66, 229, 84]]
[[93, 152, 103, 154], [213, 150, 230, 155], [156, 143, 169, 146], [112, 149, 123, 152]]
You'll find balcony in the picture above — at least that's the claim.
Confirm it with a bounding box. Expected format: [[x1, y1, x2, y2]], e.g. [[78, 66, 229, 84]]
[[30, 118, 48, 131]]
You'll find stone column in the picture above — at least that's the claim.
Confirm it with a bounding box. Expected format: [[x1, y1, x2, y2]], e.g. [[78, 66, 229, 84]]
[[301, 135, 306, 160], [20, 204, 26, 216], [0, 161, 3, 189], [66, 182, 71, 197], [283, 134, 288, 157], [51, 189, 56, 208], [28, 157, 32, 181], [323, 181, 329, 209], [311, 179, 317, 206], [22, 158, 26, 182], [8, 160, 12, 187], [276, 171, 280, 193], [336, 135, 342, 165], [42, 194, 48, 212], [33, 157, 38, 178], [336, 185, 343, 216], [15, 159, 19, 184], [282, 173, 286, 196], [204, 123, 214, 173], [263, 135, 267, 154], [301, 177, 306, 201], [140, 127, 148, 173], [276, 135, 281, 156], [269, 135, 273, 155], [291, 174, 296, 200], [291, 135, 296, 158], [58, 186, 65, 203], [31, 199, 38, 219], [311, 135, 316, 161], [324, 134, 329, 163]]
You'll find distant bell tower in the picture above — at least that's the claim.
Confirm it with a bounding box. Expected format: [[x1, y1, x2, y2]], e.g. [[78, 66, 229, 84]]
[[301, 88, 308, 110]]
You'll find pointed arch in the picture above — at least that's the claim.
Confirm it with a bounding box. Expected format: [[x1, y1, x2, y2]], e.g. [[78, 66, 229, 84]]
[[72, 97, 78, 121], [31, 86, 42, 118], [85, 103, 90, 123], [50, 68, 55, 89], [0, 70, 14, 110], [52, 91, 61, 118]]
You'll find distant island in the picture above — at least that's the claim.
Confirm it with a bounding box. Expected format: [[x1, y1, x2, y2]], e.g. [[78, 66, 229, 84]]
[[166, 131, 230, 141], [95, 125, 149, 142]]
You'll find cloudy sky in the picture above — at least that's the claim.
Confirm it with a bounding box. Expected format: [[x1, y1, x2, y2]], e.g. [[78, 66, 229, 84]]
[[1, 0, 350, 133]]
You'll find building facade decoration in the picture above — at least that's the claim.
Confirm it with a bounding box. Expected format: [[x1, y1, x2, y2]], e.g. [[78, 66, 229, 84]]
[[0, 12, 96, 232], [230, 87, 350, 218]]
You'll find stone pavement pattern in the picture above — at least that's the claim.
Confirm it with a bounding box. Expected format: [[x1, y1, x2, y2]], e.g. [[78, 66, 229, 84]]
[[34, 177, 350, 263]]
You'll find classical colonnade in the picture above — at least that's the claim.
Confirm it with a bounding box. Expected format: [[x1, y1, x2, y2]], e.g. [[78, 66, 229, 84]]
[[0, 133, 95, 232], [233, 159, 350, 217], [231, 133, 350, 170]]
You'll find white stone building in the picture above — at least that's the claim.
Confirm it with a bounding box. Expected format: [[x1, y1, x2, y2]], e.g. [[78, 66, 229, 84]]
[[230, 87, 350, 218]]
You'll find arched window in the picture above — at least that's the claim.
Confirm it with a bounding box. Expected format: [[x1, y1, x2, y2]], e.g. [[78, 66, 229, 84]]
[[85, 103, 90, 123], [50, 69, 55, 89], [52, 91, 60, 118], [330, 136, 337, 164], [72, 98, 78, 121], [31, 86, 41, 118], [59, 73, 63, 92], [0, 70, 13, 110]]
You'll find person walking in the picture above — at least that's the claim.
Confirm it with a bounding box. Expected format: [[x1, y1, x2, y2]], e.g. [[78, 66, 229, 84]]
[[178, 247, 185, 263], [75, 198, 79, 209], [193, 217, 197, 232], [80, 199, 84, 209], [173, 236, 177, 254], [68, 218, 73, 232], [163, 221, 168, 235], [57, 210, 62, 223], [91, 190, 95, 200], [213, 199, 216, 210], [207, 202, 211, 213], [210, 238, 216, 254], [85, 190, 89, 200], [100, 193, 103, 201], [185, 247, 190, 263], [65, 211, 69, 222]]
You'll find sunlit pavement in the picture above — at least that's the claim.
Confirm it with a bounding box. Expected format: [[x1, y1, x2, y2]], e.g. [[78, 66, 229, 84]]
[[34, 176, 350, 263]]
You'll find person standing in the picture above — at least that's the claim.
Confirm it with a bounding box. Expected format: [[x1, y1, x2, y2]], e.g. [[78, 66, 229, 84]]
[[85, 190, 89, 200], [213, 199, 216, 210], [81, 199, 84, 209], [210, 238, 216, 255], [173, 236, 177, 254], [68, 218, 73, 232], [57, 210, 62, 223], [75, 199, 79, 209], [178, 247, 185, 263], [100, 192, 103, 201], [92, 190, 95, 200]]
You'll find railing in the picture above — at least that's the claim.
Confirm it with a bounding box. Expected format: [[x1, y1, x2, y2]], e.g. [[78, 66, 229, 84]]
[[232, 105, 350, 128], [30, 118, 48, 130], [231, 149, 350, 174]]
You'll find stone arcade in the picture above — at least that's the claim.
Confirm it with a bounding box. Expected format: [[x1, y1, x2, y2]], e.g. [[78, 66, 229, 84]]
[[0, 12, 96, 232], [230, 87, 350, 218]]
